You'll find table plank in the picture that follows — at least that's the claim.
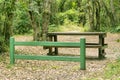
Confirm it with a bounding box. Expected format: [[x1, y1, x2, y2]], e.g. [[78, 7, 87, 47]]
[[48, 32, 106, 36]]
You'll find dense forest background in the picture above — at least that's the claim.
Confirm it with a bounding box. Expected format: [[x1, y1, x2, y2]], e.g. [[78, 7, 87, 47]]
[[0, 0, 120, 53]]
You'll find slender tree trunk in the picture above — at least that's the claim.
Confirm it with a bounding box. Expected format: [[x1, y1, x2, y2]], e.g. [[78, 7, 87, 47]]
[[4, 17, 12, 44], [41, 0, 51, 41], [87, 0, 101, 31], [32, 19, 40, 41], [91, 0, 95, 31], [88, 0, 95, 31], [95, 1, 100, 31], [77, 0, 83, 24], [29, 11, 40, 41], [28, 1, 40, 41], [0, 0, 15, 53], [110, 0, 114, 14], [3, 0, 15, 44], [110, 0, 117, 25], [101, 0, 116, 27]]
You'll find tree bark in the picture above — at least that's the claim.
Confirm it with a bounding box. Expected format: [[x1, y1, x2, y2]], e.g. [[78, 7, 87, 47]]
[[87, 0, 101, 31], [41, 0, 51, 41], [101, 0, 116, 27], [29, 11, 40, 41], [0, 0, 15, 53], [3, 0, 15, 44], [95, 1, 100, 31], [28, 0, 41, 41], [87, 0, 95, 31]]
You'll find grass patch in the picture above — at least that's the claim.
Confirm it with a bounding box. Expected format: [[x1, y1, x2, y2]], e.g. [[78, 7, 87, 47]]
[[0, 53, 14, 69], [116, 39, 120, 42], [49, 23, 85, 32], [103, 59, 120, 79], [87, 58, 120, 80], [0, 53, 7, 62], [59, 25, 83, 32]]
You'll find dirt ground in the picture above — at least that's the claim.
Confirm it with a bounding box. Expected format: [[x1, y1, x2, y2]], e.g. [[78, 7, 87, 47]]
[[0, 33, 120, 80]]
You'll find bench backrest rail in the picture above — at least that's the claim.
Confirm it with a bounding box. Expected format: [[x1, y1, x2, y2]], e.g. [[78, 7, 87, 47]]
[[10, 37, 86, 70]]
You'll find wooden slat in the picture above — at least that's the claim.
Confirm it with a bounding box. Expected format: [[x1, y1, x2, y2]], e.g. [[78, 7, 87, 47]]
[[15, 54, 81, 62], [45, 45, 101, 48], [48, 32, 106, 36], [14, 41, 81, 47], [15, 41, 106, 48], [44, 43, 108, 48]]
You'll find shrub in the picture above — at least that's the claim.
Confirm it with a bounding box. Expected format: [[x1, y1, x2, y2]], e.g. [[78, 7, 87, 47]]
[[0, 36, 8, 53], [115, 26, 120, 32], [13, 21, 31, 34], [57, 9, 79, 25]]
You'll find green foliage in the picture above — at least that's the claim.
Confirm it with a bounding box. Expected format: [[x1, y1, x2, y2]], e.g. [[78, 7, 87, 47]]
[[13, 13, 31, 34], [57, 12, 66, 25], [48, 24, 60, 32], [103, 60, 120, 79], [0, 0, 120, 42], [115, 26, 120, 32], [13, 22, 31, 34], [100, 0, 120, 32], [2, 0, 120, 35], [0, 53, 6, 62], [65, 9, 79, 22], [13, 1, 32, 34], [0, 36, 8, 53], [86, 59, 120, 80], [116, 39, 120, 42], [100, 25, 120, 33], [57, 9, 79, 25]]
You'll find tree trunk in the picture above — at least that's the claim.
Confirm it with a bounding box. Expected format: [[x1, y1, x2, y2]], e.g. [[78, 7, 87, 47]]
[[95, 1, 100, 31], [101, 0, 116, 27], [32, 19, 40, 41], [0, 0, 15, 53], [110, 0, 117, 25], [88, 0, 95, 31], [29, 11, 40, 41], [41, 0, 51, 41], [28, 0, 41, 41], [3, 18, 12, 44], [87, 0, 101, 31], [3, 0, 15, 44]]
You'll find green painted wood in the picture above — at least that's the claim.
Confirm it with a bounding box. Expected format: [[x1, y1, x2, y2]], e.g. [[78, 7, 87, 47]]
[[14, 41, 81, 47], [15, 54, 80, 62], [10, 37, 15, 64], [14, 41, 107, 48], [10, 37, 86, 70], [80, 38, 86, 70]]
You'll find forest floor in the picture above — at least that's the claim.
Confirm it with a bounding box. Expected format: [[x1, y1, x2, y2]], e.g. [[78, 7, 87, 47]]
[[0, 32, 120, 80]]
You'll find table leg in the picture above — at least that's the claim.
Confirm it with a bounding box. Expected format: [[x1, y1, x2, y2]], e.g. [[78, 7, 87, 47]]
[[98, 48, 105, 59], [54, 35, 58, 55], [47, 36, 53, 55], [98, 35, 105, 59]]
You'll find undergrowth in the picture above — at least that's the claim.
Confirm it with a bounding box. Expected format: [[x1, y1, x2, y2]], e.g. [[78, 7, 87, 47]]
[[103, 59, 120, 79]]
